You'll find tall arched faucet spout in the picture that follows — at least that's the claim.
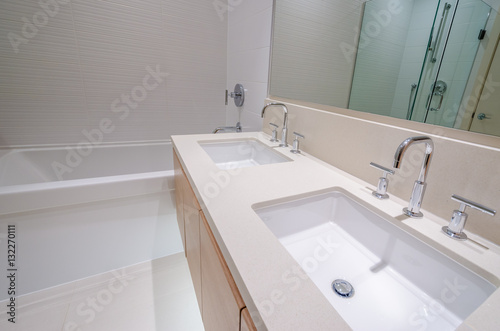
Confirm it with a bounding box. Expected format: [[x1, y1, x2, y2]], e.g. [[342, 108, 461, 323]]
[[261, 102, 288, 147], [393, 136, 434, 218]]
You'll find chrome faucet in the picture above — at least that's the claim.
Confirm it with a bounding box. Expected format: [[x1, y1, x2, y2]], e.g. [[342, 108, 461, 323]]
[[213, 121, 242, 134], [393, 136, 434, 218], [261, 103, 288, 147], [442, 194, 496, 240]]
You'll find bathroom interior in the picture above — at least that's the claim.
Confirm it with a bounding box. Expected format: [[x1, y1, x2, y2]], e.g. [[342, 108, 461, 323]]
[[1, 0, 500, 330]]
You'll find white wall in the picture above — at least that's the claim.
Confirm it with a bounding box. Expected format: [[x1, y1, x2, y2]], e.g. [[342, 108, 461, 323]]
[[484, 0, 500, 12], [425, 0, 493, 127], [269, 0, 364, 108], [0, 0, 227, 147], [226, 0, 273, 132], [0, 190, 181, 300], [350, 0, 414, 117], [401, 0, 494, 126], [390, 0, 436, 119]]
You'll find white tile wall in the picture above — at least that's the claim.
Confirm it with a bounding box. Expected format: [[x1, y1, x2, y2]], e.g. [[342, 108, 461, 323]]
[[426, 0, 492, 127], [226, 0, 273, 132], [483, 0, 500, 12], [269, 0, 365, 109], [349, 0, 414, 117], [398, 0, 493, 126], [0, 0, 227, 147], [390, 0, 435, 119]]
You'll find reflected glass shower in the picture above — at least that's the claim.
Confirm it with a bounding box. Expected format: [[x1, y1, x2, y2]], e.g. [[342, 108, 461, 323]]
[[349, 0, 492, 128], [408, 0, 491, 127]]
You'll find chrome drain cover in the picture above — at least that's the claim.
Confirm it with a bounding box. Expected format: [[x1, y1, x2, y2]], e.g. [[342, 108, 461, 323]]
[[332, 279, 354, 298]]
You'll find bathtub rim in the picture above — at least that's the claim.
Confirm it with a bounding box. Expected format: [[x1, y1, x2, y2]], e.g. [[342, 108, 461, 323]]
[[0, 139, 174, 187], [0, 170, 174, 216], [0, 139, 172, 152], [0, 140, 175, 215]]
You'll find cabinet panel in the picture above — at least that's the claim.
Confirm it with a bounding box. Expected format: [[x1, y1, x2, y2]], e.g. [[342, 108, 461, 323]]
[[176, 150, 255, 330], [240, 308, 257, 331], [200, 212, 243, 331], [184, 178, 202, 314], [173, 151, 185, 250]]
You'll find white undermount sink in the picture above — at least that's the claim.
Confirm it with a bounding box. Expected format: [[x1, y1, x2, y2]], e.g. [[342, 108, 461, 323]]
[[199, 139, 291, 169], [253, 189, 497, 331]]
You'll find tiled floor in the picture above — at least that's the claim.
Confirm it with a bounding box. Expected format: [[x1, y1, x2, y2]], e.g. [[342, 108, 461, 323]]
[[0, 253, 204, 331]]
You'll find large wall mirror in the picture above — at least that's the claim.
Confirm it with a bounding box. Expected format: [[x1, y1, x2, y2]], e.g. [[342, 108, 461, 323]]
[[270, 0, 500, 138]]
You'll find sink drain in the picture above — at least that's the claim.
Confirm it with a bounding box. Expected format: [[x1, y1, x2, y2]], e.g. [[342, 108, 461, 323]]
[[332, 279, 354, 298]]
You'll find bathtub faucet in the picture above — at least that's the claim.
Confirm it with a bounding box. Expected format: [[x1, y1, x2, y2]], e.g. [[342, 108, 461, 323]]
[[261, 103, 288, 147], [393, 136, 434, 218], [213, 122, 242, 134]]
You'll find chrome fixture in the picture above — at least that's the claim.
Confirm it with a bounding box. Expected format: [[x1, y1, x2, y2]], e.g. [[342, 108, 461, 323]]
[[290, 132, 305, 154], [213, 121, 242, 134], [369, 162, 395, 199], [442, 195, 496, 240], [228, 84, 245, 107], [426, 80, 447, 112], [332, 279, 354, 298], [429, 3, 452, 63], [269, 123, 279, 142], [393, 136, 434, 218], [261, 103, 289, 147], [406, 83, 417, 120], [477, 113, 490, 120]]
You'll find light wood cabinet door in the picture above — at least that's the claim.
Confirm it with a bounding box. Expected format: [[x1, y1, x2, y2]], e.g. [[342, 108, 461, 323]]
[[240, 308, 257, 331], [176, 150, 254, 330], [200, 212, 244, 331], [173, 151, 185, 250], [183, 176, 202, 314]]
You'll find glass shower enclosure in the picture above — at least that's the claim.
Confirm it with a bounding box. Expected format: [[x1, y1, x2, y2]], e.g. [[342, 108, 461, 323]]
[[349, 0, 492, 129]]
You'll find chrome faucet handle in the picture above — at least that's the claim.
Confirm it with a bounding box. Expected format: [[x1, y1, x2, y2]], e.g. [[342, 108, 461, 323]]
[[442, 195, 496, 241], [369, 162, 395, 199], [269, 123, 279, 142], [290, 132, 305, 154]]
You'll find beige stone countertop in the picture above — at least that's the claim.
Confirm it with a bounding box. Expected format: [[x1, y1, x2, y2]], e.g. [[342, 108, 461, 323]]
[[171, 131, 500, 331]]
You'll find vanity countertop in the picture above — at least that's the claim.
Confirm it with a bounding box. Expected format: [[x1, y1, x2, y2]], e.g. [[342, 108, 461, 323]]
[[172, 131, 500, 331]]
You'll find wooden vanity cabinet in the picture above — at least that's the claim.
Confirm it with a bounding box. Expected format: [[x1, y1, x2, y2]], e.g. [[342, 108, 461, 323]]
[[240, 308, 257, 331], [183, 185, 202, 314], [173, 151, 202, 313], [200, 211, 244, 330], [173, 150, 257, 331], [173, 152, 185, 249]]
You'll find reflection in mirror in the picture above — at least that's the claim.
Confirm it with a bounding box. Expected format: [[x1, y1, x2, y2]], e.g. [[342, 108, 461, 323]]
[[269, 0, 500, 137], [350, 0, 492, 130], [270, 0, 365, 108]]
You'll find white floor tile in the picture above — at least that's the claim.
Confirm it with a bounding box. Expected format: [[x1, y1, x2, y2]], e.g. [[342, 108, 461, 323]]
[[0, 253, 204, 331]]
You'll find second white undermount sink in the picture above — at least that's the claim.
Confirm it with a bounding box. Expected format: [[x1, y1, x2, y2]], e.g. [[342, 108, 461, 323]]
[[199, 139, 291, 169], [253, 189, 497, 331]]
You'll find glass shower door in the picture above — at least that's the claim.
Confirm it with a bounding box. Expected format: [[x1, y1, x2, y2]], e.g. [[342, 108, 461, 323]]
[[409, 0, 492, 127]]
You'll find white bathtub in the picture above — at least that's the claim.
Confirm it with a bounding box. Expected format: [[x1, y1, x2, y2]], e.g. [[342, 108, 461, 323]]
[[0, 141, 182, 300]]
